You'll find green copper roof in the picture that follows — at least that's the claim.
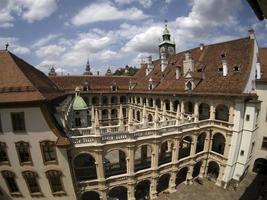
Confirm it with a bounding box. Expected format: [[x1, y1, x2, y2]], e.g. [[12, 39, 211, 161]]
[[73, 87, 88, 110], [163, 24, 170, 35]]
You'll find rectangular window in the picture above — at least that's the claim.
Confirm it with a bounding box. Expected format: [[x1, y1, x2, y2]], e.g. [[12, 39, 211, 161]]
[[11, 112, 26, 132], [15, 142, 32, 165], [262, 137, 267, 150], [40, 141, 57, 164], [246, 114, 250, 121], [0, 142, 9, 164]]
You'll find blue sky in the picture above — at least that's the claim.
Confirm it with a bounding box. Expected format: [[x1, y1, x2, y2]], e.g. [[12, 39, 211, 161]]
[[0, 0, 266, 75]]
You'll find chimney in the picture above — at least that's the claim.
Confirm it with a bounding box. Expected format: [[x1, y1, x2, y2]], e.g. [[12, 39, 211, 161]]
[[248, 29, 255, 39], [222, 59, 228, 76], [183, 52, 194, 75], [256, 62, 261, 79], [199, 43, 204, 51], [176, 66, 180, 79], [161, 52, 168, 72]]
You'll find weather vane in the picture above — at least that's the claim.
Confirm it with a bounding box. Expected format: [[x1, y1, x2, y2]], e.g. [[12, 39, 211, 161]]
[[5, 43, 9, 51]]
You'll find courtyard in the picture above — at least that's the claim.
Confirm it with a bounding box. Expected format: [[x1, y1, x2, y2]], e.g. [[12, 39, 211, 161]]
[[157, 173, 267, 200]]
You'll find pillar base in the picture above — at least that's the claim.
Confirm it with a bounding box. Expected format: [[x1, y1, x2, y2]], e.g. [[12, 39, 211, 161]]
[[150, 193, 158, 200], [168, 187, 177, 194]]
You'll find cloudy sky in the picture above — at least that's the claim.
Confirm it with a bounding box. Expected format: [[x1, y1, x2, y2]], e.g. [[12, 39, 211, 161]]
[[0, 0, 266, 75]]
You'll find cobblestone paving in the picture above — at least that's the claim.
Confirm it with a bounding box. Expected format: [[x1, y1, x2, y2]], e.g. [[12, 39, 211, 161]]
[[157, 173, 267, 200]]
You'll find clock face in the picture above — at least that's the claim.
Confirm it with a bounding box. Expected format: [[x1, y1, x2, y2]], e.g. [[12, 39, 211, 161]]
[[168, 46, 175, 54], [160, 46, 166, 53]]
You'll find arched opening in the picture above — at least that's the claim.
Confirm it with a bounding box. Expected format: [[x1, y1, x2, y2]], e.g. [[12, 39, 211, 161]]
[[101, 109, 108, 120], [157, 174, 170, 194], [135, 180, 150, 200], [178, 136, 192, 159], [211, 133, 225, 155], [156, 99, 161, 109], [176, 167, 188, 186], [185, 101, 194, 114], [199, 103, 210, 120], [111, 96, 118, 105], [108, 186, 128, 200], [192, 161, 202, 178], [215, 104, 229, 122], [102, 96, 108, 105], [136, 110, 141, 122], [148, 114, 153, 122], [92, 96, 99, 106], [111, 109, 118, 119], [105, 150, 126, 177], [186, 81, 193, 91], [207, 161, 220, 180], [159, 141, 172, 165], [253, 158, 267, 174], [173, 100, 180, 112], [148, 98, 153, 107], [196, 132, 206, 153], [143, 98, 147, 105], [137, 97, 141, 104], [81, 191, 100, 200], [73, 153, 97, 181], [134, 145, 152, 172], [165, 99, 170, 111], [120, 96, 127, 104]]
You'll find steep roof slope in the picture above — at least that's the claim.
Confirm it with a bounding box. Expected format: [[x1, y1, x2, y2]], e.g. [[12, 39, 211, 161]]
[[0, 50, 64, 103], [258, 48, 267, 82]]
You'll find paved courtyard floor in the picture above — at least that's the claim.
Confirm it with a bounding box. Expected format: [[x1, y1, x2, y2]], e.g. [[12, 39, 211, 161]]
[[157, 173, 267, 200]]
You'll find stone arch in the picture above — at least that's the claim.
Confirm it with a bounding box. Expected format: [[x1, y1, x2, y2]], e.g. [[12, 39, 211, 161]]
[[81, 191, 100, 200], [199, 103, 210, 120], [137, 97, 141, 104], [178, 136, 192, 159], [148, 98, 153, 107], [135, 180, 150, 200], [176, 167, 188, 186], [207, 161, 220, 180], [73, 153, 97, 181], [136, 110, 141, 122], [156, 99, 161, 109], [101, 109, 108, 120], [158, 140, 172, 166], [104, 149, 126, 177], [102, 96, 108, 105], [148, 114, 153, 122], [215, 104, 229, 121], [120, 96, 127, 104], [134, 144, 152, 172], [143, 98, 147, 105], [173, 100, 180, 111], [111, 96, 118, 105], [196, 132, 206, 153], [192, 161, 202, 178], [211, 133, 225, 155], [108, 186, 127, 200], [92, 96, 99, 106], [185, 101, 194, 114], [157, 173, 170, 194], [111, 109, 118, 119], [253, 158, 267, 174], [164, 99, 170, 111]]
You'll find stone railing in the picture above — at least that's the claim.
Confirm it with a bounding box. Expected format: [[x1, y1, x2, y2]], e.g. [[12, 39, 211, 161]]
[[69, 119, 233, 145]]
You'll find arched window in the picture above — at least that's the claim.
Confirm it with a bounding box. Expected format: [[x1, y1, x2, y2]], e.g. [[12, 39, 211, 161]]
[[15, 141, 32, 165], [186, 81, 193, 91], [22, 171, 42, 196], [212, 133, 225, 155], [0, 142, 9, 164], [111, 96, 118, 105], [45, 170, 65, 195], [1, 170, 21, 195], [215, 104, 229, 121], [40, 141, 57, 164], [73, 154, 97, 181], [199, 103, 210, 120], [102, 96, 108, 105]]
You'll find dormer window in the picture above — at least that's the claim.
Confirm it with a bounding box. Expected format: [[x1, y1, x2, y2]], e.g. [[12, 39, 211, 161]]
[[233, 65, 240, 72], [218, 66, 223, 72], [221, 53, 226, 59], [148, 83, 153, 90], [186, 81, 193, 91], [111, 80, 117, 91]]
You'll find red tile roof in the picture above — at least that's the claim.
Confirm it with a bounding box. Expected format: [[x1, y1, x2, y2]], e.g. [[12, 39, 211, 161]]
[[258, 48, 267, 82], [0, 50, 64, 103]]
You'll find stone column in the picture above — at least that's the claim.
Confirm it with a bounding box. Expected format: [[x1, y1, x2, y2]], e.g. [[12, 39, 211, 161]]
[[151, 142, 159, 169], [128, 182, 136, 200], [95, 150, 105, 180], [99, 190, 107, 200], [140, 97, 143, 105], [190, 134, 197, 157], [223, 133, 231, 158], [210, 104, 215, 120], [199, 161, 206, 178], [153, 98, 156, 108], [194, 102, 199, 123], [170, 101, 174, 112], [172, 138, 179, 163], [150, 177, 158, 199], [186, 165, 194, 185], [168, 171, 177, 193], [216, 165, 225, 187], [180, 100, 185, 123], [228, 105, 234, 123], [175, 104, 181, 125], [127, 145, 135, 176]]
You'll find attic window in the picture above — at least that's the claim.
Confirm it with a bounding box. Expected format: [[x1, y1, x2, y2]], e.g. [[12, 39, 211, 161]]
[[233, 65, 240, 72], [111, 85, 117, 91], [218, 66, 223, 72], [148, 83, 153, 90], [186, 81, 193, 91], [221, 53, 226, 59]]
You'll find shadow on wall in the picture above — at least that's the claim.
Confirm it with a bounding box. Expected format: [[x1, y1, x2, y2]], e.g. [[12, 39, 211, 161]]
[[0, 185, 13, 200], [239, 173, 267, 200]]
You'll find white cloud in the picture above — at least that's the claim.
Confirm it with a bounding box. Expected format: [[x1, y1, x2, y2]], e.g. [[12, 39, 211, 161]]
[[32, 33, 61, 48], [13, 46, 31, 54], [0, 37, 30, 55], [36, 44, 66, 59], [71, 2, 148, 26], [114, 0, 153, 8], [0, 0, 58, 27]]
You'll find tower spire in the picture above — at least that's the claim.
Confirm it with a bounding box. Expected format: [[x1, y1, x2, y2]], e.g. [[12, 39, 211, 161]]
[[84, 58, 92, 75]]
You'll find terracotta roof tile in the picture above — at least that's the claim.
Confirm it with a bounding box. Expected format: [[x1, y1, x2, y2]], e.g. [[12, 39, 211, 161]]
[[259, 48, 267, 82]]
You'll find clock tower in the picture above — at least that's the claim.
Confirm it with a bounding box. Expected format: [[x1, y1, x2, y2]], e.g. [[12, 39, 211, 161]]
[[159, 20, 176, 59]]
